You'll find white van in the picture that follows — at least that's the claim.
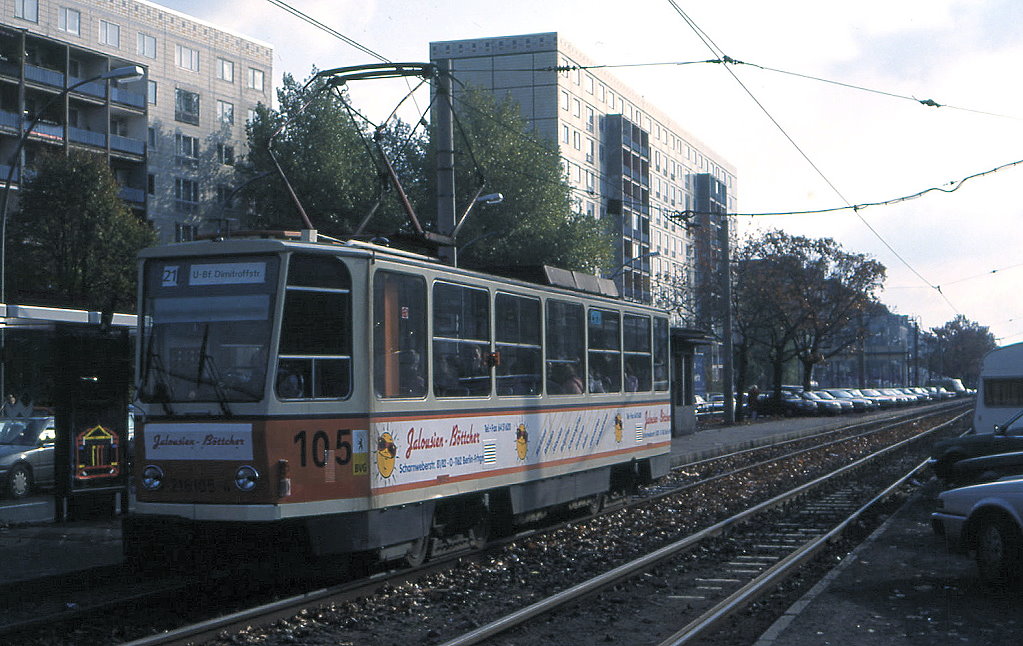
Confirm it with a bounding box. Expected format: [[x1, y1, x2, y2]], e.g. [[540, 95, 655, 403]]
[[974, 342, 1023, 434]]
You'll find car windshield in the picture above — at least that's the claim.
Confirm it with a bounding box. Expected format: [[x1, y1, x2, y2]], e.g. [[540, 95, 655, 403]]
[[816, 391, 836, 400], [0, 418, 54, 446]]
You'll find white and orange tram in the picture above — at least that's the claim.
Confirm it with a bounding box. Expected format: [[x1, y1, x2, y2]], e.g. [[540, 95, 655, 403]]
[[125, 231, 672, 566]]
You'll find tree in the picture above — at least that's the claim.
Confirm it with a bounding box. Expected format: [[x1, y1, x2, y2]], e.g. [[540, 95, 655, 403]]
[[733, 230, 885, 400], [6, 150, 156, 312], [243, 73, 612, 271], [924, 315, 997, 386], [243, 72, 413, 238]]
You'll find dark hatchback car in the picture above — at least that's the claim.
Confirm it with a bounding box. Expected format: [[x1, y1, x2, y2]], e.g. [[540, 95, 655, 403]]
[[0, 417, 56, 498], [930, 408, 1023, 486]]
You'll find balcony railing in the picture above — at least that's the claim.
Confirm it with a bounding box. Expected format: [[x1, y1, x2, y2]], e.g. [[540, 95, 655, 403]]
[[31, 121, 64, 141], [25, 64, 64, 88], [0, 110, 19, 132], [68, 126, 105, 147], [0, 165, 18, 183], [111, 87, 145, 108], [110, 134, 145, 155], [69, 76, 106, 99], [119, 186, 145, 204]]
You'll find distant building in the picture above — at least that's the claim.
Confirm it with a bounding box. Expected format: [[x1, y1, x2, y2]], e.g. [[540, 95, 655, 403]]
[[429, 33, 737, 322], [0, 0, 272, 242]]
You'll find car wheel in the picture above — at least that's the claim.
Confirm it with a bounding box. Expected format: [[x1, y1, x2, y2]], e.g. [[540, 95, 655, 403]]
[[7, 464, 32, 499], [975, 515, 1022, 585]]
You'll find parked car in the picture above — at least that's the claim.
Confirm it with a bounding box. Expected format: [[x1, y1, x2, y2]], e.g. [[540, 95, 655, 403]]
[[799, 390, 843, 415], [824, 388, 877, 412], [0, 416, 56, 498], [930, 408, 1023, 485], [777, 391, 818, 416], [946, 450, 1023, 487], [931, 476, 1023, 584], [855, 388, 898, 409], [813, 390, 854, 413]]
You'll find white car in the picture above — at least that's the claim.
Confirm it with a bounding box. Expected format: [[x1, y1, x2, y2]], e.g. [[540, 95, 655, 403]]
[[932, 476, 1023, 584]]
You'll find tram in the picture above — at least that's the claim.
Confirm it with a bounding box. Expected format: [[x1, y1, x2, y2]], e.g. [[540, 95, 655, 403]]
[[124, 231, 673, 566]]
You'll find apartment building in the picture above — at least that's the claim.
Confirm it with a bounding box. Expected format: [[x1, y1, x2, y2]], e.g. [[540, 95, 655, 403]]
[[0, 0, 272, 241], [429, 33, 737, 326]]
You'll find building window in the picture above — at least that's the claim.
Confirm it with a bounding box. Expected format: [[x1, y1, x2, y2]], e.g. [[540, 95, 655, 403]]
[[174, 177, 199, 213], [174, 88, 200, 125], [147, 174, 155, 196], [147, 80, 157, 105], [15, 0, 38, 22], [572, 98, 580, 118], [137, 33, 156, 59], [175, 134, 199, 162], [248, 67, 264, 91], [176, 45, 199, 72], [217, 100, 234, 125], [99, 20, 120, 47], [147, 127, 156, 149], [58, 7, 80, 34], [561, 124, 569, 144], [217, 143, 235, 166], [560, 90, 568, 111], [247, 108, 257, 124], [217, 58, 234, 83]]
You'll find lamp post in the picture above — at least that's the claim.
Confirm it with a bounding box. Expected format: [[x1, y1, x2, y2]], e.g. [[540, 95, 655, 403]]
[[0, 64, 144, 303], [0, 65, 143, 403], [609, 250, 660, 279]]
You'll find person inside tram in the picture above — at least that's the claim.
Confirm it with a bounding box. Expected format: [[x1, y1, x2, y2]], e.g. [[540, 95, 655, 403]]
[[560, 363, 585, 394]]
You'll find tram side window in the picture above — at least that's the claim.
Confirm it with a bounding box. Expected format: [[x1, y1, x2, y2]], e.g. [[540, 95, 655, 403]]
[[433, 282, 490, 397], [277, 254, 352, 399], [653, 317, 669, 391], [546, 300, 585, 395], [623, 313, 652, 392], [495, 293, 541, 396], [588, 308, 621, 393], [374, 271, 427, 398]]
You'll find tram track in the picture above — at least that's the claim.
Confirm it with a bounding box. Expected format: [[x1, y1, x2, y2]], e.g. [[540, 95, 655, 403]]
[[436, 411, 964, 646], [0, 404, 969, 645]]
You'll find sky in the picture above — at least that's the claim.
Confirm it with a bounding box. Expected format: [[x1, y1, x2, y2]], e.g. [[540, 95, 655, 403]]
[[162, 0, 1023, 344]]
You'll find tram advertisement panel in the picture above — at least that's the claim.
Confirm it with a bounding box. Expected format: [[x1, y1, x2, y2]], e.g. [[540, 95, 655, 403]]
[[370, 402, 670, 492]]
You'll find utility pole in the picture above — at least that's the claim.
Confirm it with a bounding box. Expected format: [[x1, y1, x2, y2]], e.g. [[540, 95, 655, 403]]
[[434, 59, 456, 265], [720, 210, 734, 424]]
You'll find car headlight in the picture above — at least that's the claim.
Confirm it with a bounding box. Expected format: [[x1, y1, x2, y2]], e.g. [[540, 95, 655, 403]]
[[234, 465, 259, 492], [141, 465, 164, 491]]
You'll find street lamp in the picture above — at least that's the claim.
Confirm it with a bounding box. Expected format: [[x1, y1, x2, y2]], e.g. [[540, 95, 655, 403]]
[[0, 64, 144, 302], [609, 250, 660, 278]]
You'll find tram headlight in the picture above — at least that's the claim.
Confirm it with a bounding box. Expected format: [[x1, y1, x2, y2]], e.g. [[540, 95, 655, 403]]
[[141, 465, 164, 491], [234, 465, 260, 492]]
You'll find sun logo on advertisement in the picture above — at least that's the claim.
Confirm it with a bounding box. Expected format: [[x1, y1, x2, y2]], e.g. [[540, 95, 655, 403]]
[[376, 432, 397, 478], [515, 423, 528, 460], [614, 414, 623, 443]]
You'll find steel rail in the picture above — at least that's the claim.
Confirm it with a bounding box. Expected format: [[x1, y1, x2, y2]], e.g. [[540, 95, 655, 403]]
[[436, 410, 968, 646]]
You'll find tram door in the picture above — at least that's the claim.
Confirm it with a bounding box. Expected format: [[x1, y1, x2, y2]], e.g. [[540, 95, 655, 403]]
[[54, 325, 131, 521]]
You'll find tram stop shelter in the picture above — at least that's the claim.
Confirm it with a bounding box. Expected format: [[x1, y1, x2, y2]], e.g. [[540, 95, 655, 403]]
[[670, 326, 717, 436], [0, 303, 134, 521]]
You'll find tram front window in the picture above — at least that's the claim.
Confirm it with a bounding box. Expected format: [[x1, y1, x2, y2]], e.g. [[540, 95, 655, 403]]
[[139, 257, 278, 404]]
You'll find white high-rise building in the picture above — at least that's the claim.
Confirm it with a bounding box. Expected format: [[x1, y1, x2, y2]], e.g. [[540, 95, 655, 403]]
[[430, 33, 737, 325]]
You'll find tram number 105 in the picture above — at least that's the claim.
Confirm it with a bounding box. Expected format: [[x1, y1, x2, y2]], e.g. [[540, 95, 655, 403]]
[[293, 429, 353, 468]]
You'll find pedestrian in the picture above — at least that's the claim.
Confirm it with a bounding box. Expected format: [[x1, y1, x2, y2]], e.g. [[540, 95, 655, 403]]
[[747, 385, 760, 421]]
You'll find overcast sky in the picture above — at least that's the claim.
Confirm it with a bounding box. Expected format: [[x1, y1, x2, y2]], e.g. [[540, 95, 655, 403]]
[[161, 0, 1023, 344]]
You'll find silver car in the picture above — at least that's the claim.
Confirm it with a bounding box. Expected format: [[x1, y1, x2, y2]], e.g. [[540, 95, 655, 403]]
[[0, 417, 56, 498], [932, 475, 1023, 584]]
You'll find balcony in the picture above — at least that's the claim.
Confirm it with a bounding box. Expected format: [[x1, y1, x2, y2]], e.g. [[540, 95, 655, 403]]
[[69, 76, 106, 99], [0, 110, 19, 133], [30, 121, 64, 142], [110, 134, 144, 155], [25, 64, 64, 89], [0, 165, 18, 183], [119, 186, 145, 204], [111, 87, 145, 109], [68, 126, 105, 147]]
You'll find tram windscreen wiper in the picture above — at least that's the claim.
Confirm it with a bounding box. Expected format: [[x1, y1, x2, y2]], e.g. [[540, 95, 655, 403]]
[[195, 324, 233, 417], [141, 333, 175, 415]]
